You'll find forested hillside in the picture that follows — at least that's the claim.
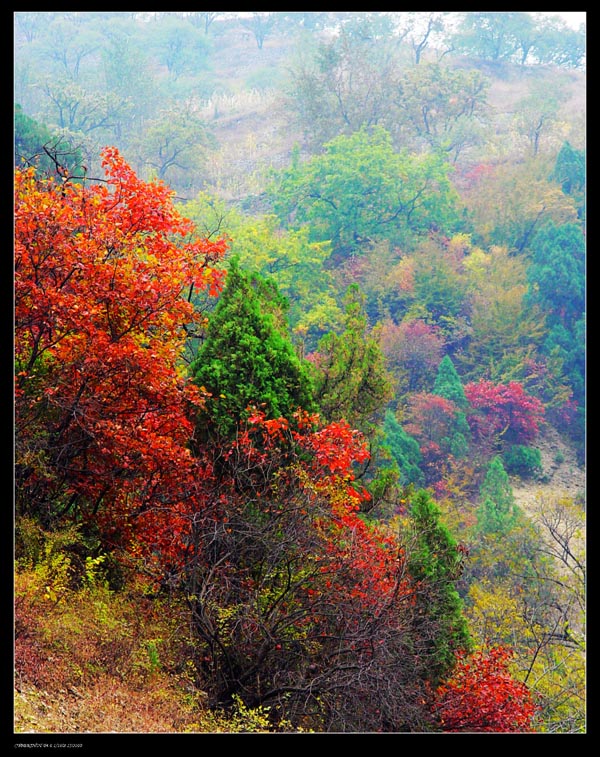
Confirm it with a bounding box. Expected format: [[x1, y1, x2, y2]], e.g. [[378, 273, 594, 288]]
[[14, 12, 585, 737]]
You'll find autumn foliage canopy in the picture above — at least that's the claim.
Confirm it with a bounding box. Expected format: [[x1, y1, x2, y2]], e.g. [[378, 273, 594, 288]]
[[15, 147, 227, 564], [434, 647, 539, 732], [465, 379, 545, 447], [14, 148, 539, 732]]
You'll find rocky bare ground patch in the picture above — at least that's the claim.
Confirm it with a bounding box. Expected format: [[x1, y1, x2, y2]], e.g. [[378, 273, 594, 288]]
[[511, 424, 585, 605], [511, 424, 585, 514]]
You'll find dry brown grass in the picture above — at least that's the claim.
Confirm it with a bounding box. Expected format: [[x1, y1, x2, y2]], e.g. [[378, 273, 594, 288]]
[[13, 555, 216, 734], [15, 675, 203, 734], [13, 546, 288, 734]]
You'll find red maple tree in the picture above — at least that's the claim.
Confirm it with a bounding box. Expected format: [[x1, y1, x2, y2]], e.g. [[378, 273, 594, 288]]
[[433, 647, 539, 732], [15, 147, 227, 566], [182, 406, 443, 731], [464, 380, 545, 448]]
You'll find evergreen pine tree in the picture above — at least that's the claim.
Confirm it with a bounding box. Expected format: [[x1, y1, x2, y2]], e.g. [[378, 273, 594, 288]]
[[190, 258, 315, 439], [433, 355, 467, 409], [550, 140, 585, 197], [405, 489, 472, 686], [476, 456, 519, 534], [382, 409, 424, 488], [433, 354, 470, 458]]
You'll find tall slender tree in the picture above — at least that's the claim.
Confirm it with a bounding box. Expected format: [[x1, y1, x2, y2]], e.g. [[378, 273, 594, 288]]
[[476, 456, 519, 534], [433, 355, 467, 408], [403, 489, 472, 686]]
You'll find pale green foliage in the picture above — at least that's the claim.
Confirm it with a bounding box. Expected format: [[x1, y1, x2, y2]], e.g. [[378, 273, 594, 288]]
[[283, 16, 403, 148], [513, 79, 564, 157], [459, 242, 548, 383], [395, 62, 490, 161], [464, 494, 586, 733], [15, 520, 80, 603], [183, 192, 343, 348], [131, 101, 215, 182], [192, 694, 306, 733], [310, 284, 393, 430], [83, 554, 108, 589]]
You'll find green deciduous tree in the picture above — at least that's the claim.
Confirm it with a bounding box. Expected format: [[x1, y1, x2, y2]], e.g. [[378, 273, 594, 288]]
[[514, 80, 563, 158], [182, 192, 343, 349], [531, 14, 586, 68], [33, 14, 104, 81], [283, 15, 403, 148], [459, 243, 547, 384], [99, 18, 157, 141], [41, 78, 131, 139], [269, 126, 460, 258], [148, 14, 211, 79], [452, 12, 529, 62], [395, 62, 490, 161], [411, 241, 468, 335], [308, 285, 394, 510], [131, 100, 215, 184], [240, 12, 277, 50], [185, 11, 223, 34], [402, 12, 449, 65], [452, 11, 585, 70], [462, 160, 578, 254], [309, 285, 393, 433], [15, 11, 48, 43]]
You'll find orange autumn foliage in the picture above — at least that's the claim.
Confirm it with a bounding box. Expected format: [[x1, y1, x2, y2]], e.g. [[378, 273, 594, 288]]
[[15, 147, 227, 564]]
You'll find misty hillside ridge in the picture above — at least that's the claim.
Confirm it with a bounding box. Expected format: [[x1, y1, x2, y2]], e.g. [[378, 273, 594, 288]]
[[14, 11, 585, 737]]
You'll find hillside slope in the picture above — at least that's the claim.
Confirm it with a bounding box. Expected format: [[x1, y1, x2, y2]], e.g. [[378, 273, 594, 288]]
[[512, 424, 585, 514]]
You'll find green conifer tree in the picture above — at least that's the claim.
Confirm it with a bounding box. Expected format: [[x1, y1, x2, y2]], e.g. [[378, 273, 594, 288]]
[[433, 354, 470, 458], [382, 410, 424, 488], [405, 489, 472, 686], [433, 355, 467, 409], [476, 456, 520, 534], [190, 258, 315, 439], [552, 141, 585, 193]]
